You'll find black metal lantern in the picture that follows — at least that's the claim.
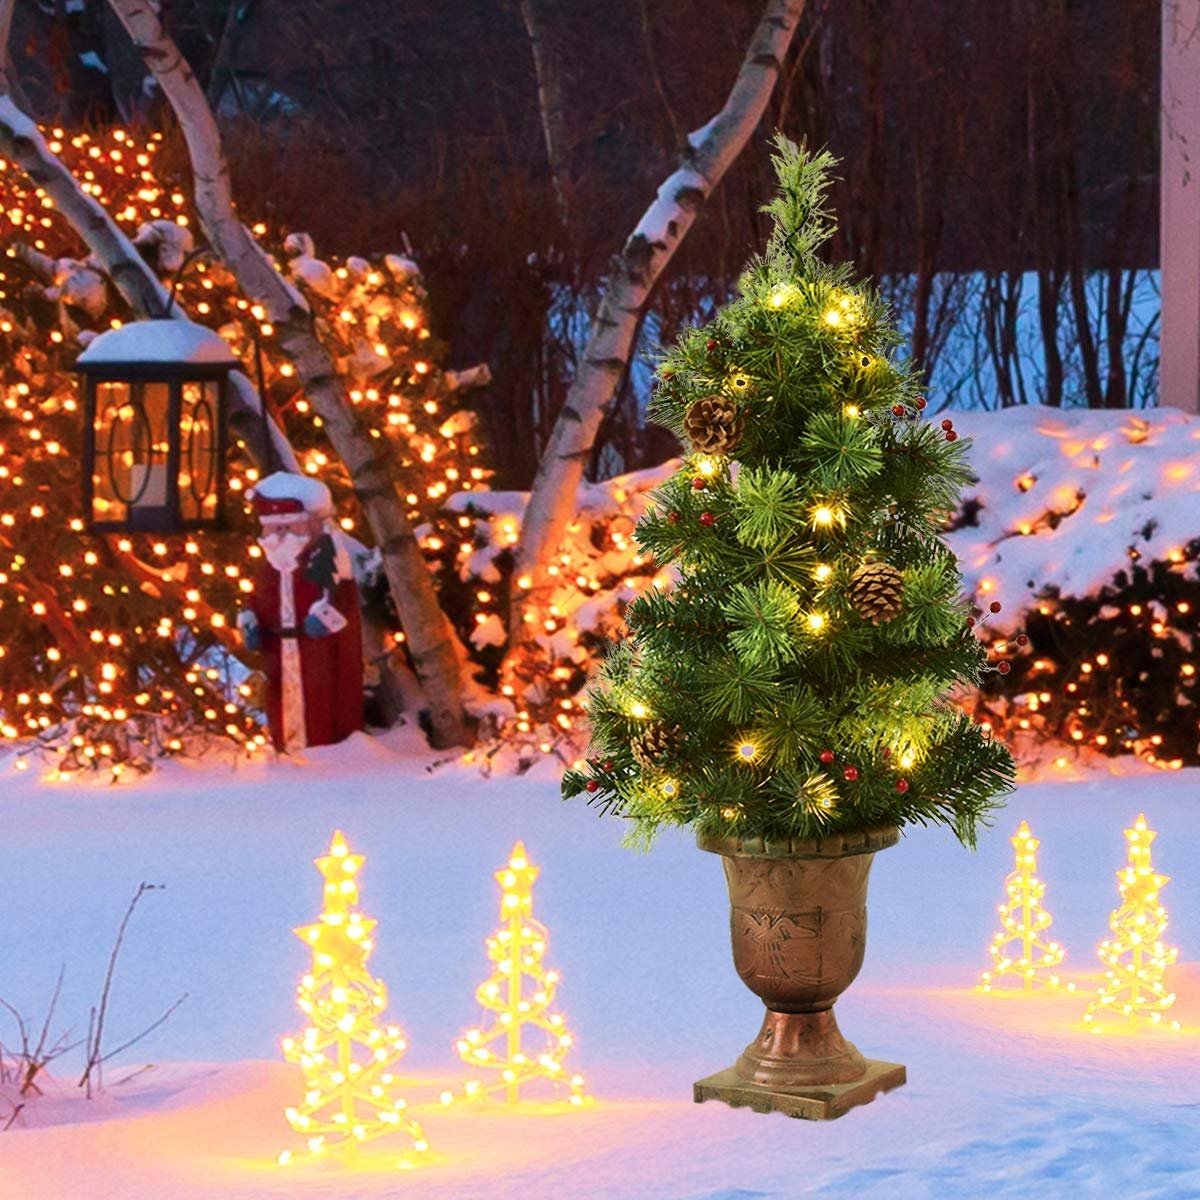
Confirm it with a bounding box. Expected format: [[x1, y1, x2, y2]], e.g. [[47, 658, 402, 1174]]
[[77, 320, 237, 533]]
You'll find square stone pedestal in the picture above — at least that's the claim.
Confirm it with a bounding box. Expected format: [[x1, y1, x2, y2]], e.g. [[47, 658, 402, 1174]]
[[693, 1058, 906, 1120]]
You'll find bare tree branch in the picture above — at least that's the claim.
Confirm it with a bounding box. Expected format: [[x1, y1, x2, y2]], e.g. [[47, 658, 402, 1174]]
[[0, 971, 81, 1099], [512, 0, 807, 635], [95, 992, 188, 1066], [106, 0, 473, 748], [637, 0, 684, 153], [79, 882, 162, 1096]]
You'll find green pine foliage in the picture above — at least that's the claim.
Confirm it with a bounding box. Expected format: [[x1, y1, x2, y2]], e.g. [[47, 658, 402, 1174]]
[[563, 138, 1014, 848]]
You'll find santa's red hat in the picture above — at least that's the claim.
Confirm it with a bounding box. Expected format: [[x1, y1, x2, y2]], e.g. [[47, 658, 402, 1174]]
[[250, 471, 333, 525]]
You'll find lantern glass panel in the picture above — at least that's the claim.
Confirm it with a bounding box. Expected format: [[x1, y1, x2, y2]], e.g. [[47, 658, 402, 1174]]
[[92, 380, 171, 528], [179, 380, 220, 522]]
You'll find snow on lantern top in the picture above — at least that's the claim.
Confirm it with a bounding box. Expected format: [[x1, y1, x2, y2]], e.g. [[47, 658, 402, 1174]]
[[77, 318, 236, 533], [77, 320, 238, 367]]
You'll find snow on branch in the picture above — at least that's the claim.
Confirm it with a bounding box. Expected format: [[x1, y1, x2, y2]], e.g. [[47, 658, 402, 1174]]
[[0, 96, 168, 318], [444, 363, 493, 393]]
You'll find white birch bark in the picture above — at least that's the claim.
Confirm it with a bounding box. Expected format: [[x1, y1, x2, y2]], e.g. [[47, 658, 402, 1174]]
[[512, 0, 807, 636], [106, 0, 472, 748], [1161, 0, 1200, 413], [0, 94, 295, 472]]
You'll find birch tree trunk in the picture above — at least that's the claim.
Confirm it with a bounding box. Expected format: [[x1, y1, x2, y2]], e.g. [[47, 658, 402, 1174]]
[[518, 0, 573, 222], [0, 0, 31, 113], [511, 0, 807, 638], [0, 0, 19, 100], [0, 95, 294, 471], [106, 0, 473, 748]]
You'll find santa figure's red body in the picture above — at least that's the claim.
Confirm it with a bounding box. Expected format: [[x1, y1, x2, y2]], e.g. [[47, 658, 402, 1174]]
[[240, 473, 364, 753]]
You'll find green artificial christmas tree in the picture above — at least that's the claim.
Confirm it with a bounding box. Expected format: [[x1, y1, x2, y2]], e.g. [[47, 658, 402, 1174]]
[[563, 139, 1015, 849]]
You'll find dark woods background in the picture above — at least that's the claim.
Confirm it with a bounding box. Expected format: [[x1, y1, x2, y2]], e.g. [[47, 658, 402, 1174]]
[[12, 0, 1160, 488]]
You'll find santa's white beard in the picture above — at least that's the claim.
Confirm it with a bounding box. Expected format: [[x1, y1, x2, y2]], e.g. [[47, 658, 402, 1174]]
[[258, 531, 309, 573]]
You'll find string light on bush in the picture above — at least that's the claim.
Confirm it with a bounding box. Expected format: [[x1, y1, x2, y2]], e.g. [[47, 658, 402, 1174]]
[[978, 820, 1074, 994], [279, 831, 430, 1169], [442, 842, 588, 1107], [1082, 814, 1182, 1033]]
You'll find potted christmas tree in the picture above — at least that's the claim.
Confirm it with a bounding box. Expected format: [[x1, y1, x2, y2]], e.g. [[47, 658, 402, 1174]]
[[563, 138, 1015, 1120]]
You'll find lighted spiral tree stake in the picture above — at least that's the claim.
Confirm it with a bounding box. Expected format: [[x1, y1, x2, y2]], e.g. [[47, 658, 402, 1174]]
[[1082, 814, 1182, 1033], [278, 831, 430, 1168], [979, 820, 1074, 993], [442, 841, 587, 1107]]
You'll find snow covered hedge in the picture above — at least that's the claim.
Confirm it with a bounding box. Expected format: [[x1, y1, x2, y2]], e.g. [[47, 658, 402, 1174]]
[[451, 405, 1200, 771], [948, 406, 1200, 769]]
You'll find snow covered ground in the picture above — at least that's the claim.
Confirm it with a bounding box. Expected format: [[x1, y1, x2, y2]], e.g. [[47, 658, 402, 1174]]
[[1, 731, 1198, 1199]]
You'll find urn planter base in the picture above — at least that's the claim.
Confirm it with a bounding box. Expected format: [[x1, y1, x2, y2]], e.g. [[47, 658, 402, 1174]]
[[697, 826, 905, 1120], [694, 1057, 906, 1121]]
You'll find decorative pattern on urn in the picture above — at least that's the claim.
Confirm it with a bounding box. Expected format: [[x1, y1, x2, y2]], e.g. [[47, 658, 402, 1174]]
[[723, 855, 873, 1011]]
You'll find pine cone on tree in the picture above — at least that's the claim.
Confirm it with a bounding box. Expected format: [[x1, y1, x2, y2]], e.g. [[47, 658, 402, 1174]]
[[848, 561, 904, 625], [684, 395, 744, 455], [631, 721, 684, 770]]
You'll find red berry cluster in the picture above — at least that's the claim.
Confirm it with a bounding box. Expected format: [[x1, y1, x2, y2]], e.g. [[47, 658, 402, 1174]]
[[819, 746, 911, 793], [967, 598, 1033, 676], [584, 758, 617, 792], [820, 747, 859, 782], [941, 417, 958, 443], [888, 395, 928, 419]]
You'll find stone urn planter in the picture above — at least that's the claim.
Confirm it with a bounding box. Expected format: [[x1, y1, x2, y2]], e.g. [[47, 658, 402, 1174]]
[[693, 825, 906, 1120]]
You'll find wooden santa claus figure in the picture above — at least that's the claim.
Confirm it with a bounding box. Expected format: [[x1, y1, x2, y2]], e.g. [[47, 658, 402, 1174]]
[[238, 472, 363, 752]]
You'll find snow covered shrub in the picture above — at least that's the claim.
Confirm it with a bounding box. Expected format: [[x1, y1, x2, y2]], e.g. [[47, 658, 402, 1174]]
[[948, 406, 1200, 769], [449, 466, 669, 769], [0, 125, 486, 776]]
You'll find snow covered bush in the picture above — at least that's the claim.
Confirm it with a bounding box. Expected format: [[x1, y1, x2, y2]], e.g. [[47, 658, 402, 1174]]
[[448, 466, 669, 769], [455, 404, 1200, 773], [947, 406, 1200, 769], [0, 125, 486, 776]]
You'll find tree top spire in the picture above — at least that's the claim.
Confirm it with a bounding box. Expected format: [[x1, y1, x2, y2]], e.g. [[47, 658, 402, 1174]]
[[762, 134, 839, 268]]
